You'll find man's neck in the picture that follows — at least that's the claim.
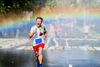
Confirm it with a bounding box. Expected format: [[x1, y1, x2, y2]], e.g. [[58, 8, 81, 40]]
[[37, 25, 42, 28]]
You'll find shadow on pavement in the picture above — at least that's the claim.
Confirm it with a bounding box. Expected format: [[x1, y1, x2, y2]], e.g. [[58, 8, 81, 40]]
[[0, 49, 48, 67]]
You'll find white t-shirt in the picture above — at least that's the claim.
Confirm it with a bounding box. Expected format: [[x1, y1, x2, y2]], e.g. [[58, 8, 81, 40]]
[[30, 25, 46, 46]]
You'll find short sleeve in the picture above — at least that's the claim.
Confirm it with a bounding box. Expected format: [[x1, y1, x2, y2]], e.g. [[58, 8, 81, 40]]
[[30, 26, 37, 33], [42, 25, 47, 34], [44, 27, 47, 33]]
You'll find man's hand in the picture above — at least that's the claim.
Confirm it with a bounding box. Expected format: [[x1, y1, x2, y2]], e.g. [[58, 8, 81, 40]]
[[43, 34, 47, 40], [43, 36, 46, 40], [28, 33, 34, 38]]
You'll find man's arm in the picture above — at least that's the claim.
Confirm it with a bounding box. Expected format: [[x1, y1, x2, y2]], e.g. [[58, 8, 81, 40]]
[[28, 32, 35, 38], [29, 26, 36, 38], [43, 27, 47, 40]]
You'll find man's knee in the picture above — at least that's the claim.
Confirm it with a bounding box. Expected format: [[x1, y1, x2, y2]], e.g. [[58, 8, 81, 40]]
[[38, 47, 43, 55], [35, 52, 38, 56]]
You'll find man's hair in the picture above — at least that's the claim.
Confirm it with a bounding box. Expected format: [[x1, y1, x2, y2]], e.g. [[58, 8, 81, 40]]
[[36, 17, 43, 22]]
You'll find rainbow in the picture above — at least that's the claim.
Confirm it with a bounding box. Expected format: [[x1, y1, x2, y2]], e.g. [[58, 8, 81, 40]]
[[0, 7, 100, 37], [0, 13, 100, 29]]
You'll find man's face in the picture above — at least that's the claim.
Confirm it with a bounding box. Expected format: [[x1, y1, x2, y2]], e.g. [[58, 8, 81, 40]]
[[36, 19, 42, 27]]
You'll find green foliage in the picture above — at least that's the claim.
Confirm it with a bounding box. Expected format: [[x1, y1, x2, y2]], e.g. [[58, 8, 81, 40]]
[[0, 0, 33, 14], [45, 0, 56, 7], [0, 0, 6, 14], [0, 0, 53, 14]]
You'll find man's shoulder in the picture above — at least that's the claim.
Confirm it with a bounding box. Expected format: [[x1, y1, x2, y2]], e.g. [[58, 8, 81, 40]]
[[31, 25, 37, 31], [31, 25, 37, 28]]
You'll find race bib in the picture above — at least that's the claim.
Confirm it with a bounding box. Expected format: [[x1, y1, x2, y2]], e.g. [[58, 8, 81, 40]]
[[33, 37, 44, 46], [35, 38, 42, 44]]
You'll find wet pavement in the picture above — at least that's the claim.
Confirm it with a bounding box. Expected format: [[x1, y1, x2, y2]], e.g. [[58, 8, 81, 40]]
[[0, 38, 100, 67], [0, 48, 100, 67]]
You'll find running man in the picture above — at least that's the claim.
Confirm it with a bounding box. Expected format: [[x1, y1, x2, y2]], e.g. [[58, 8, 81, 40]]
[[28, 17, 47, 67]]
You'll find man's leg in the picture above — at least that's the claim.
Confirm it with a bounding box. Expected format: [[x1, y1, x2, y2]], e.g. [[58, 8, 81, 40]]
[[37, 47, 43, 67], [33, 46, 39, 65], [38, 47, 43, 64], [35, 52, 39, 62]]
